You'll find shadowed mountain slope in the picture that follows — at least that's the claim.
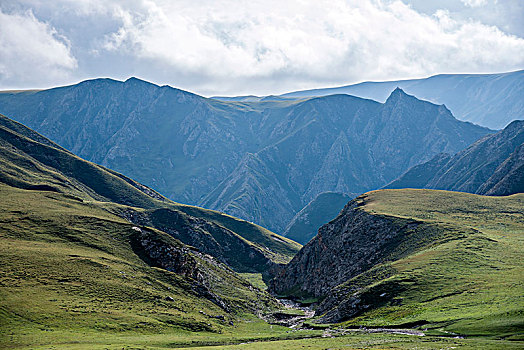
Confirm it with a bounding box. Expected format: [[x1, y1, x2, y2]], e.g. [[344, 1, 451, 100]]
[[0, 80, 491, 232], [385, 120, 524, 196], [283, 192, 355, 245], [202, 89, 492, 231]]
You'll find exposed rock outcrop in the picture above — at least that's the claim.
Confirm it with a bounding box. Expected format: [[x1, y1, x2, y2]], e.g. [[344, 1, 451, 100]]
[[269, 196, 443, 299], [117, 207, 279, 276], [131, 226, 230, 311]]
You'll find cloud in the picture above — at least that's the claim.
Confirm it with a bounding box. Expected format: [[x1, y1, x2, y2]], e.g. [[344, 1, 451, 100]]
[[461, 0, 489, 7], [97, 0, 524, 94], [0, 9, 77, 88], [0, 0, 522, 95]]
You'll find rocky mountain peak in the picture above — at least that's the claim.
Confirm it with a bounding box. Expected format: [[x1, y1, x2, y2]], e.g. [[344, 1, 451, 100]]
[[384, 87, 410, 104], [125, 76, 157, 86]]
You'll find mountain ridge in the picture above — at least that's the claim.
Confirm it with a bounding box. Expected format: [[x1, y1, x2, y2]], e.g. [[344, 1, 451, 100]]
[[279, 70, 524, 129], [0, 80, 492, 232], [385, 119, 524, 196]]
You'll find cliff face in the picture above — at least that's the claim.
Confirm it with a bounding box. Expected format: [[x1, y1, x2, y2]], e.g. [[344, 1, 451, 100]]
[[270, 189, 524, 333], [269, 196, 440, 298]]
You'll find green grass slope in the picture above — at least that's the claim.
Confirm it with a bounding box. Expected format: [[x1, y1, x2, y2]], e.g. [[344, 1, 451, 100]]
[[0, 113, 300, 272], [317, 189, 524, 339], [0, 184, 284, 348]]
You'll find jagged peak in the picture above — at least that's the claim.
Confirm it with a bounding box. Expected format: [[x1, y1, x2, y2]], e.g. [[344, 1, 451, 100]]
[[124, 76, 159, 87], [385, 86, 412, 104]]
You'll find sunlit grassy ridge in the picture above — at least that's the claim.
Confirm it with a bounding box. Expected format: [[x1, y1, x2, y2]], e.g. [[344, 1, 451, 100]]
[[0, 185, 298, 347], [323, 189, 524, 338], [0, 113, 300, 270]]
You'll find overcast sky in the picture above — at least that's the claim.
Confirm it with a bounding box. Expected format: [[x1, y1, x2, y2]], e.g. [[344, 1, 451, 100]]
[[0, 0, 523, 96]]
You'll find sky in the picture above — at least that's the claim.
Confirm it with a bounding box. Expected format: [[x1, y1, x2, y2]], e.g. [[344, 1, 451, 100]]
[[0, 0, 523, 96]]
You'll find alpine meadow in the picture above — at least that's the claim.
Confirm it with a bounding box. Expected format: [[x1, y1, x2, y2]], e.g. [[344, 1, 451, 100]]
[[0, 1, 523, 349]]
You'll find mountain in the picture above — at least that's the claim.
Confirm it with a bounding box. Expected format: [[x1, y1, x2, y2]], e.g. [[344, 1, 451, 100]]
[[281, 70, 524, 129], [477, 143, 524, 195], [201, 90, 492, 231], [0, 113, 306, 347], [269, 189, 524, 338], [0, 80, 491, 233], [0, 113, 300, 274], [283, 192, 355, 245], [385, 120, 524, 196]]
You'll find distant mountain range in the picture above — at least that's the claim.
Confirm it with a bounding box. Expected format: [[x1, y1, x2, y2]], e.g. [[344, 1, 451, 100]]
[[0, 79, 493, 233], [386, 120, 524, 196], [279, 70, 524, 130]]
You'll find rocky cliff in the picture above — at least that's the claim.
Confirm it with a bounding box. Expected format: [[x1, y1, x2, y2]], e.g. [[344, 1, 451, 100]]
[[269, 195, 444, 298], [270, 189, 524, 333]]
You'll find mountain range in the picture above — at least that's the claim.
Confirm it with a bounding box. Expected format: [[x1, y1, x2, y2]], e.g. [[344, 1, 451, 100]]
[[1, 72, 523, 348], [386, 120, 524, 196], [0, 81, 492, 233], [278, 70, 524, 130]]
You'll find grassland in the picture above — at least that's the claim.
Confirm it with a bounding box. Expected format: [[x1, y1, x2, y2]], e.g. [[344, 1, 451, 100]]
[[0, 184, 300, 348], [1, 185, 522, 349], [324, 189, 524, 339], [1, 110, 523, 349]]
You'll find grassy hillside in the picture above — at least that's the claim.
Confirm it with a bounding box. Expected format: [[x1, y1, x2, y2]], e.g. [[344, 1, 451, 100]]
[[0, 113, 300, 271], [319, 189, 524, 338], [0, 113, 301, 348], [0, 184, 286, 348]]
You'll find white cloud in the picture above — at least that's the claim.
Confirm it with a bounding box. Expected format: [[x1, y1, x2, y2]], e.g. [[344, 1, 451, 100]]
[[0, 0, 522, 95], [461, 0, 489, 7], [0, 9, 77, 88], [97, 0, 524, 94]]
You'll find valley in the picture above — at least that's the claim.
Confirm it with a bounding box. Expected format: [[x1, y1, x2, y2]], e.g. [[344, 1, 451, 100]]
[[0, 76, 522, 349], [2, 1, 523, 348]]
